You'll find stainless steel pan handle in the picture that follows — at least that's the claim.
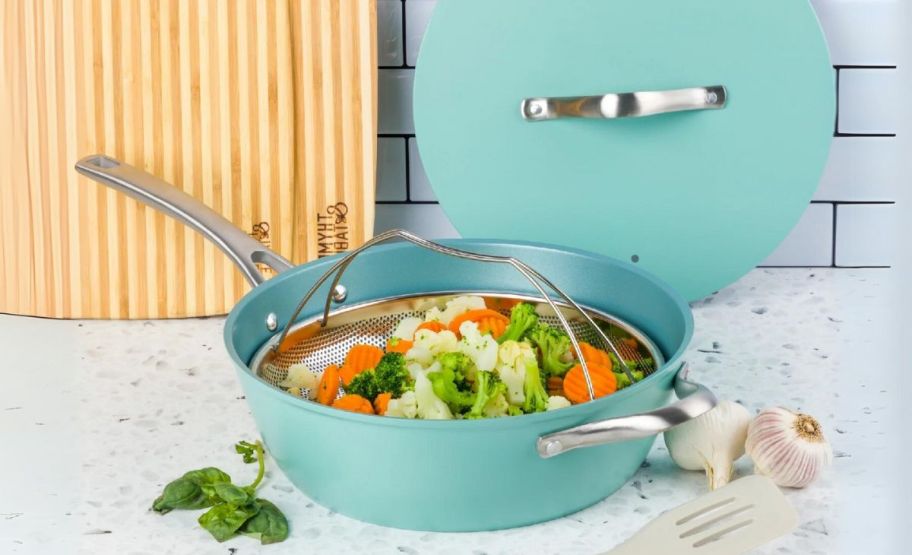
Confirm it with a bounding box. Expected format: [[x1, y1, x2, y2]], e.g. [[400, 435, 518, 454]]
[[537, 363, 717, 458], [521, 85, 727, 121], [74, 155, 293, 286]]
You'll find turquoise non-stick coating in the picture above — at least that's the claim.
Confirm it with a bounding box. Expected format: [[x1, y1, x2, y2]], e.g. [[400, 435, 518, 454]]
[[224, 240, 693, 531], [413, 0, 834, 301]]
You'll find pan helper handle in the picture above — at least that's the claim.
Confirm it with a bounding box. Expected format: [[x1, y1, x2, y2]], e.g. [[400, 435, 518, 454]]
[[74, 155, 293, 286], [537, 363, 717, 458], [521, 85, 726, 121]]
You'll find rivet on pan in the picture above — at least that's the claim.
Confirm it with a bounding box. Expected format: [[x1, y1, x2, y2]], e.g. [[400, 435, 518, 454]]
[[265, 312, 278, 331], [528, 101, 544, 115], [332, 284, 348, 303], [631, 254, 640, 263], [706, 91, 718, 104], [544, 440, 563, 456]]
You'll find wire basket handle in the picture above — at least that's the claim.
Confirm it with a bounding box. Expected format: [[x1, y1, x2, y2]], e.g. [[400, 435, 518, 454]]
[[272, 229, 636, 400]]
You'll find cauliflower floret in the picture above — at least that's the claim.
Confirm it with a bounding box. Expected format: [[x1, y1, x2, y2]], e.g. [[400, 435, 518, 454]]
[[496, 340, 537, 405], [483, 391, 511, 418], [414, 368, 453, 420], [384, 390, 418, 418], [546, 395, 572, 411], [405, 329, 459, 366], [424, 295, 486, 325], [458, 321, 498, 372], [279, 363, 319, 399], [391, 316, 423, 341]]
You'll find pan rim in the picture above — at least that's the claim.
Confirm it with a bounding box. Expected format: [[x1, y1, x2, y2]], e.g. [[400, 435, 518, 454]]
[[224, 239, 694, 430]]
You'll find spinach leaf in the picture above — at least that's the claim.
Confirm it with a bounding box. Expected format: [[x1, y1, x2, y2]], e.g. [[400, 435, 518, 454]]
[[239, 499, 289, 545], [198, 501, 261, 542], [235, 440, 259, 464], [152, 467, 232, 513], [152, 477, 209, 514], [212, 482, 253, 506]]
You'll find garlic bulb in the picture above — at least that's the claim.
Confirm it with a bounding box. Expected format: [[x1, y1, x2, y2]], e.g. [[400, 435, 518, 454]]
[[664, 400, 752, 490], [745, 407, 832, 488]]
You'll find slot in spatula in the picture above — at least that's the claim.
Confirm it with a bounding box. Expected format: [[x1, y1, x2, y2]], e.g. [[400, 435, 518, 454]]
[[604, 475, 798, 555]]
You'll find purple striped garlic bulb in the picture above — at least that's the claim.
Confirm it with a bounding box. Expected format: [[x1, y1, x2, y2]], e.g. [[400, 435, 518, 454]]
[[745, 407, 833, 488]]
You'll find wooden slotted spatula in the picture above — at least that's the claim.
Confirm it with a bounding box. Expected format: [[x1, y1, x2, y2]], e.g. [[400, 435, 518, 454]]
[[605, 476, 798, 555]]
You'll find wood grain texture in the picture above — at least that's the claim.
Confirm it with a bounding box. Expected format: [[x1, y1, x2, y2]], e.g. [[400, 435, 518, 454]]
[[0, 0, 377, 318]]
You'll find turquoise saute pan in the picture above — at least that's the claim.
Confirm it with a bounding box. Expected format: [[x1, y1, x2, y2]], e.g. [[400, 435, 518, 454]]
[[75, 156, 716, 532]]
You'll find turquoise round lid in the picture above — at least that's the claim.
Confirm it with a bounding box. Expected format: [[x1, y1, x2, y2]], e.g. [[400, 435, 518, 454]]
[[413, 0, 834, 300]]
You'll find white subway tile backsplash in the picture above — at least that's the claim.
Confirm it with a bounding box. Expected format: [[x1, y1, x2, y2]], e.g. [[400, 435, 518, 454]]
[[761, 204, 834, 266], [371, 0, 900, 269], [838, 68, 898, 135], [377, 0, 404, 66], [814, 137, 899, 201], [407, 138, 436, 201], [378, 69, 415, 134], [835, 204, 897, 266], [375, 203, 458, 239], [376, 138, 407, 201], [810, 0, 900, 65], [405, 0, 436, 67]]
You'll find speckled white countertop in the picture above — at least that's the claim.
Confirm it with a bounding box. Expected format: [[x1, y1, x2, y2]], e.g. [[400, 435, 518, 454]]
[[0, 268, 905, 555]]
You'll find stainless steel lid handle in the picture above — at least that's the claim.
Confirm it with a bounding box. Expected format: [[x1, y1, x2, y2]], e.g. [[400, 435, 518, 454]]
[[537, 363, 717, 458], [74, 155, 294, 286], [521, 85, 727, 121]]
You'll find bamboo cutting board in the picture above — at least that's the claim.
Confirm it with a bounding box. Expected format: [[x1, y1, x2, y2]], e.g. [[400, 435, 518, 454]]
[[0, 0, 376, 319]]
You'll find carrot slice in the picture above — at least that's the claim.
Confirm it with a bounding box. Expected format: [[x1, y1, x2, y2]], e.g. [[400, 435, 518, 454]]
[[485, 297, 521, 311], [577, 342, 613, 370], [447, 309, 509, 336], [373, 392, 392, 415], [385, 337, 413, 354], [416, 321, 446, 334], [339, 344, 384, 385], [331, 394, 375, 415], [547, 375, 564, 397], [563, 362, 617, 404], [477, 315, 508, 339], [316, 364, 341, 405]]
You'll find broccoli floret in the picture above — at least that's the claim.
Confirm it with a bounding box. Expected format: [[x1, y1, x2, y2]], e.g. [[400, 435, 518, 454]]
[[346, 352, 412, 401], [497, 303, 539, 343], [527, 323, 574, 376], [466, 370, 508, 419], [346, 371, 381, 401], [427, 353, 476, 413], [437, 352, 473, 391], [522, 359, 549, 413], [373, 352, 412, 397], [615, 369, 645, 390]]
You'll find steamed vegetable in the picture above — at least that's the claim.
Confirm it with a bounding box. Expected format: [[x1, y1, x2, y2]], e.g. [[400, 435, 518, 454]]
[[448, 308, 510, 338], [496, 340, 538, 404], [527, 324, 574, 376], [316, 364, 340, 405], [332, 394, 375, 414], [414, 365, 454, 420], [522, 357, 549, 413], [466, 370, 508, 419], [497, 302, 539, 343], [427, 352, 476, 413], [457, 321, 499, 372], [562, 362, 617, 404]]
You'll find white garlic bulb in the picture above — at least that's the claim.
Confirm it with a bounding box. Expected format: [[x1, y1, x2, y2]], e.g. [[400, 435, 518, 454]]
[[664, 400, 752, 490], [745, 407, 832, 488]]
